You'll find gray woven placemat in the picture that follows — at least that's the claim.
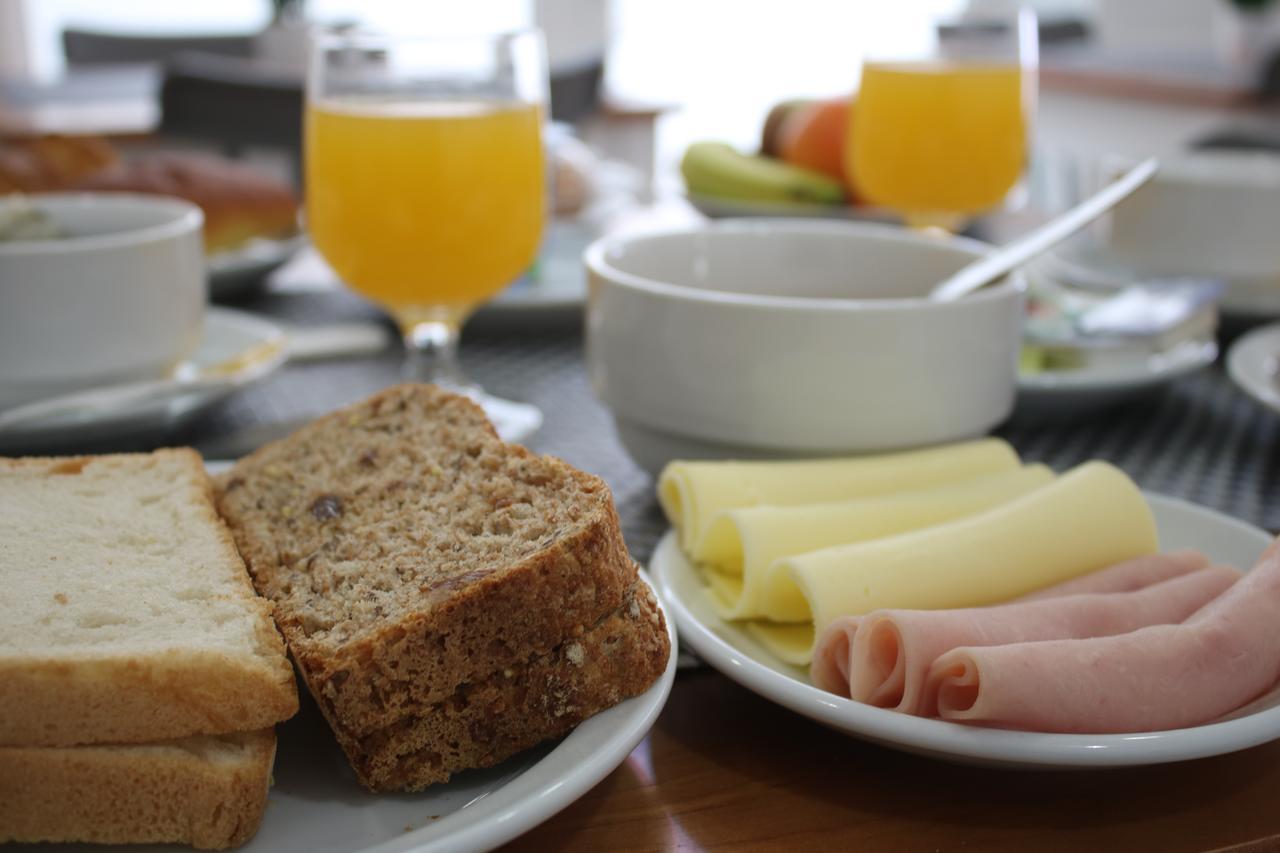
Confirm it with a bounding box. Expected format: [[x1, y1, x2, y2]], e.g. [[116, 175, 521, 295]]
[[173, 291, 1280, 569]]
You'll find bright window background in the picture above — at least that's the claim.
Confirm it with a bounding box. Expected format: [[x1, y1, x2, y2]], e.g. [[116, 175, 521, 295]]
[[20, 1, 531, 79], [15, 0, 968, 175]]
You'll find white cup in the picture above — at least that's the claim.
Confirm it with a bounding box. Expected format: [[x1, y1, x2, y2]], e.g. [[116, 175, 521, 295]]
[[0, 193, 205, 408], [1106, 151, 1280, 281]]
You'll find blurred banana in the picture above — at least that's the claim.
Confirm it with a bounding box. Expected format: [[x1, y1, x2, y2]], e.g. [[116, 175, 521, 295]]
[[681, 141, 845, 205]]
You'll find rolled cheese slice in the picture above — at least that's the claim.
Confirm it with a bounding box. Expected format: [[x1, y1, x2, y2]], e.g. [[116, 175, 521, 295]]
[[925, 538, 1280, 732], [755, 461, 1158, 665], [702, 465, 1055, 621], [812, 564, 1240, 714], [658, 439, 1020, 559]]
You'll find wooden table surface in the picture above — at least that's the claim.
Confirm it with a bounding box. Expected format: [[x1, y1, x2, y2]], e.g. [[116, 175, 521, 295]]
[[508, 668, 1280, 852]]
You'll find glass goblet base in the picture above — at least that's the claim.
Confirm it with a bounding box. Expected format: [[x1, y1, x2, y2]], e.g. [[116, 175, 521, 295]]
[[399, 311, 543, 443]]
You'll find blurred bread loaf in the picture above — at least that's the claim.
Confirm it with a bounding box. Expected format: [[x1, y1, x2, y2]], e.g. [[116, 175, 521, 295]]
[[74, 154, 298, 252], [0, 135, 117, 193], [0, 135, 298, 252], [215, 383, 670, 791]]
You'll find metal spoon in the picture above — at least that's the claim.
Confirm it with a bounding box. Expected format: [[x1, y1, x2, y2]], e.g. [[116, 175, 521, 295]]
[[930, 157, 1159, 302]]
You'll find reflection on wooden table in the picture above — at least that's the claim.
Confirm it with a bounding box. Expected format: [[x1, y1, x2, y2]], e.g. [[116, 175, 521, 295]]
[[513, 668, 1280, 852]]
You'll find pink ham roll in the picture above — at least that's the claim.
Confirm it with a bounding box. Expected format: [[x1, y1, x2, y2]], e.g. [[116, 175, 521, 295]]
[[812, 565, 1240, 713], [925, 539, 1280, 733], [1013, 550, 1208, 602]]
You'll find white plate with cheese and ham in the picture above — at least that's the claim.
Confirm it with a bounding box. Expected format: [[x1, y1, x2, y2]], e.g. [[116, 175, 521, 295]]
[[651, 494, 1280, 769]]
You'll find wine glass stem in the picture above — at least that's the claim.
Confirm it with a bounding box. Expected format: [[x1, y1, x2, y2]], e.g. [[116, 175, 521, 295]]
[[403, 319, 470, 391]]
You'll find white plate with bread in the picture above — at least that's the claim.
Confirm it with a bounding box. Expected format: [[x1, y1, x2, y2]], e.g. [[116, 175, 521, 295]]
[[1, 385, 675, 851]]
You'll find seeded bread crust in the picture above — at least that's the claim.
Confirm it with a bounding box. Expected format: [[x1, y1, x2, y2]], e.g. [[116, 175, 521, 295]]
[[215, 384, 667, 789], [0, 728, 277, 849], [336, 581, 669, 791], [0, 450, 298, 747]]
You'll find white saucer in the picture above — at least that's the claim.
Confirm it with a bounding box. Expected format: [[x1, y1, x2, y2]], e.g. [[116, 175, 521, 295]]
[[474, 393, 544, 445], [1042, 244, 1280, 322], [1227, 322, 1280, 415], [208, 234, 306, 302], [1013, 337, 1218, 424], [0, 307, 286, 449], [651, 493, 1280, 770]]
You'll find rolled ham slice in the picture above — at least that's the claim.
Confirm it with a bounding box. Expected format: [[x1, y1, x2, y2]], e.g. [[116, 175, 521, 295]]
[[925, 538, 1280, 732], [812, 565, 1241, 713], [1013, 550, 1209, 602]]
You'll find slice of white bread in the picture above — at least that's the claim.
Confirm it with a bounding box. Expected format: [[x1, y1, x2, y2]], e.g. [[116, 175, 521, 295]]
[[0, 449, 298, 746], [0, 728, 276, 849]]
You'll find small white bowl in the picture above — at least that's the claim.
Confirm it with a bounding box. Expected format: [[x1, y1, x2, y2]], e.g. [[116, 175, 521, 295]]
[[584, 220, 1025, 474], [1106, 150, 1280, 281], [0, 193, 205, 408]]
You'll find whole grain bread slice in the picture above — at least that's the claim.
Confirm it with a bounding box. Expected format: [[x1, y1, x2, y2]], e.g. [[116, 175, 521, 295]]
[[0, 450, 298, 746], [326, 578, 668, 791], [0, 729, 276, 850], [215, 384, 644, 740]]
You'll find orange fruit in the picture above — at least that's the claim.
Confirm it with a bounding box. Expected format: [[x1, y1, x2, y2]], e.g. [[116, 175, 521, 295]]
[[760, 99, 814, 158], [778, 98, 853, 189]]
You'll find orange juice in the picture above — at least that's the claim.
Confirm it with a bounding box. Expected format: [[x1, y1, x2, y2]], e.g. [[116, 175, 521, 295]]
[[306, 99, 544, 311], [849, 62, 1027, 221]]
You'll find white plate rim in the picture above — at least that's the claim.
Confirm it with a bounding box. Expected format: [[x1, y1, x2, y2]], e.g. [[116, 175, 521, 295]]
[[1016, 338, 1218, 393], [651, 493, 1280, 769], [364, 568, 676, 852], [1227, 321, 1280, 415], [1041, 244, 1280, 320], [684, 191, 898, 223], [0, 307, 286, 437], [206, 232, 307, 274]]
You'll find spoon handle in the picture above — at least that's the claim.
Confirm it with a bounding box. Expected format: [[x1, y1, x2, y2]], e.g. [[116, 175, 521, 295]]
[[931, 157, 1160, 302]]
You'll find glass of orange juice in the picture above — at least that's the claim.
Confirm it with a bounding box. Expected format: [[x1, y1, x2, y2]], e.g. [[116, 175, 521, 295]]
[[306, 29, 547, 428], [849, 10, 1038, 231]]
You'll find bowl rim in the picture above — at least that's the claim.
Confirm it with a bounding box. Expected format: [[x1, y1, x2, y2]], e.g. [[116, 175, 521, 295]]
[[1122, 149, 1280, 189], [583, 219, 1023, 311], [0, 192, 204, 257]]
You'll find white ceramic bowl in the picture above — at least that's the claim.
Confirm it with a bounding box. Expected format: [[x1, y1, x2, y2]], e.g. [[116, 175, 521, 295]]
[[585, 220, 1025, 474], [0, 193, 205, 408], [1106, 151, 1280, 281]]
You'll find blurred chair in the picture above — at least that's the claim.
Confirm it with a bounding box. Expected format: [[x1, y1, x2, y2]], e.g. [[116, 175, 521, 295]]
[[62, 29, 254, 66], [157, 52, 303, 182], [58, 25, 642, 190]]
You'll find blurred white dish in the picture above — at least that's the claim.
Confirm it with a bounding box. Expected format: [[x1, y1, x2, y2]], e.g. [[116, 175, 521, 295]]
[[651, 494, 1279, 769], [271, 221, 593, 332], [685, 192, 898, 223], [208, 233, 307, 302], [1227, 322, 1280, 415], [1107, 150, 1280, 282], [584, 220, 1025, 476], [0, 193, 205, 408], [1050, 150, 1280, 320], [0, 308, 284, 450], [1014, 337, 1218, 424], [1041, 242, 1280, 322]]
